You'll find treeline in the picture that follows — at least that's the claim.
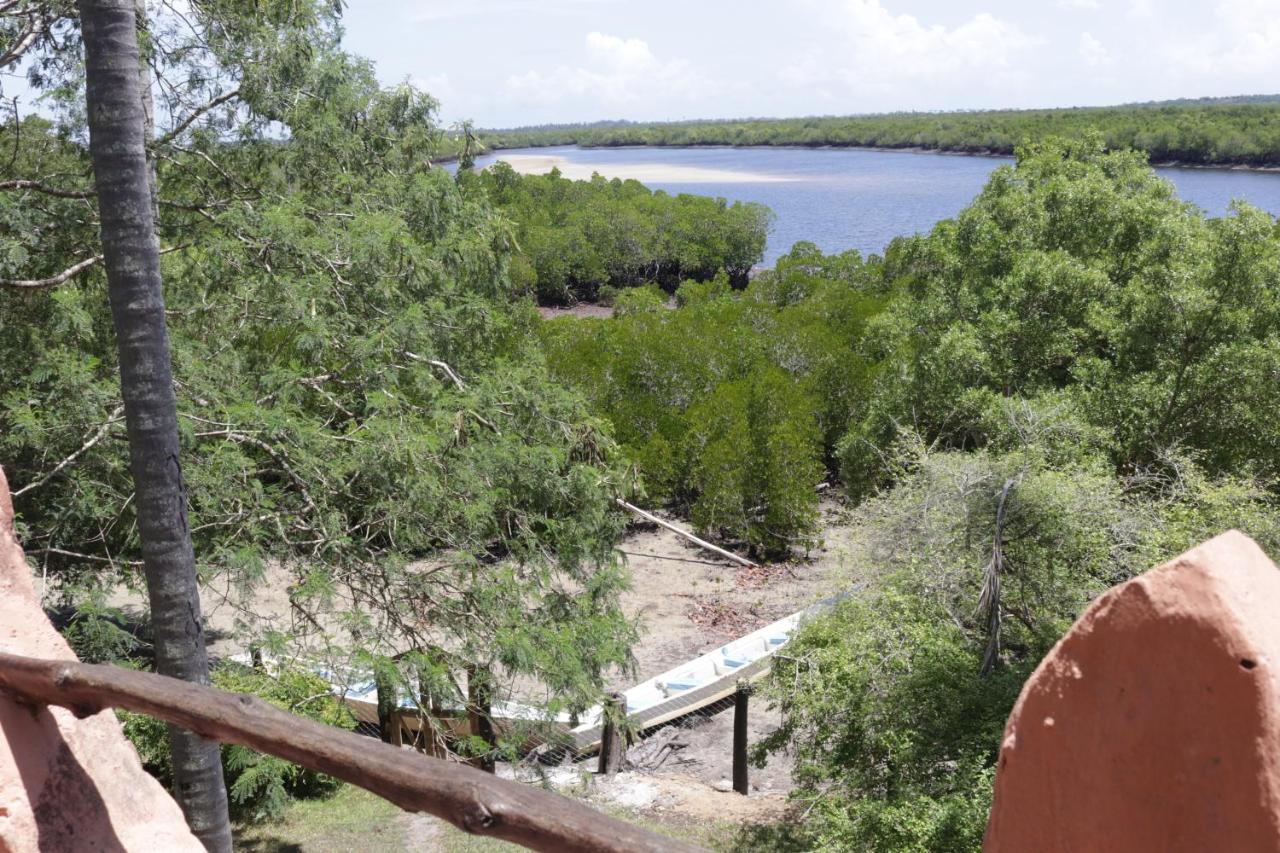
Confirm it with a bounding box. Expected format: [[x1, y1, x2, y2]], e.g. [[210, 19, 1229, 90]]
[[540, 138, 1280, 848], [474, 162, 771, 303], [483, 98, 1280, 167]]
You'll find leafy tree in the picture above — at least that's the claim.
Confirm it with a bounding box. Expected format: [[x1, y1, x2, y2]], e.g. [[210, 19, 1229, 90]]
[[477, 163, 772, 303], [540, 251, 882, 557], [840, 137, 1280, 492], [1, 0, 637, 778]]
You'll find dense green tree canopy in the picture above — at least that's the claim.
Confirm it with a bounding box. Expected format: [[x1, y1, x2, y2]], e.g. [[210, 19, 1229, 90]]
[[477, 162, 772, 303], [483, 97, 1280, 168], [540, 250, 880, 558], [841, 137, 1280, 492]]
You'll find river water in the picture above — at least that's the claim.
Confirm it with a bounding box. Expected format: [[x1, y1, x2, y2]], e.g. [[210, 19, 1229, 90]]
[[474, 145, 1280, 265]]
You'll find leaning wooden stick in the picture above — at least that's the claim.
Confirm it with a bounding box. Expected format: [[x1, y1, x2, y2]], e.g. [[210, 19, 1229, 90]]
[[0, 653, 702, 853], [615, 498, 758, 568]]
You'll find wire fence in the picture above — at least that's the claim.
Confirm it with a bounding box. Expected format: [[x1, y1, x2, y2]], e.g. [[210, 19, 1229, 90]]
[[343, 684, 753, 784]]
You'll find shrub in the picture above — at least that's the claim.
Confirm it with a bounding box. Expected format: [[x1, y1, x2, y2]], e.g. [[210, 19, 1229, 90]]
[[121, 661, 355, 822], [761, 430, 1280, 850]]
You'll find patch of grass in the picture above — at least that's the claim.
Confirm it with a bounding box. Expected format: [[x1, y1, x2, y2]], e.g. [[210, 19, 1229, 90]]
[[232, 780, 798, 852], [233, 785, 404, 852]]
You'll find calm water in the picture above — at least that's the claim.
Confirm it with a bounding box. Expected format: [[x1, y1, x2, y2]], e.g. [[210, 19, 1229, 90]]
[[474, 145, 1280, 266]]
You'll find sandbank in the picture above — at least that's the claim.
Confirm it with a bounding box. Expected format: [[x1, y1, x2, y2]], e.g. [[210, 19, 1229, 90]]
[[494, 154, 795, 184]]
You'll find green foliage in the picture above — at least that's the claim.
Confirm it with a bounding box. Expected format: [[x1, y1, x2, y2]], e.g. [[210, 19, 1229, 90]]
[[840, 136, 1280, 492], [483, 96, 1280, 167], [540, 249, 882, 557], [120, 662, 353, 822], [761, 430, 1280, 851], [217, 664, 353, 821], [477, 163, 771, 303], [3, 0, 635, 735]]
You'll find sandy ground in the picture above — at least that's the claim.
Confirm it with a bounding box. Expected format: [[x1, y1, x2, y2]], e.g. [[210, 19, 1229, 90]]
[[495, 154, 796, 184], [536, 303, 614, 320], [584, 499, 852, 797], [112, 498, 854, 820]]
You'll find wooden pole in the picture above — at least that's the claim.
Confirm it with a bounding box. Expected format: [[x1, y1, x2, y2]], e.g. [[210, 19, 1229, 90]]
[[375, 664, 397, 745], [0, 652, 702, 853], [733, 680, 750, 795], [597, 692, 626, 777], [614, 499, 757, 568]]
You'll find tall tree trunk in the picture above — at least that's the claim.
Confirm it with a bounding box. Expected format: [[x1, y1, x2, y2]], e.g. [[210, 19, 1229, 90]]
[[133, 0, 159, 222], [77, 2, 231, 850]]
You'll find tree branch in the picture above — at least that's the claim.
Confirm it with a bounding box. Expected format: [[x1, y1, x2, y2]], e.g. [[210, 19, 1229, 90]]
[[0, 245, 186, 291], [0, 253, 102, 290], [0, 179, 95, 199], [150, 88, 240, 149], [0, 14, 44, 70], [0, 653, 699, 853], [14, 405, 125, 497], [403, 351, 468, 390]]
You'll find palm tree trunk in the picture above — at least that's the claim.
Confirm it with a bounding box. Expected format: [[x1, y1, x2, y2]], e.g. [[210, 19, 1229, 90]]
[[77, 2, 231, 849]]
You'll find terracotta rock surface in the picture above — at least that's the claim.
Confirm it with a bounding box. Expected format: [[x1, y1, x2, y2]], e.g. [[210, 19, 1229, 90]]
[[985, 530, 1280, 852], [0, 466, 203, 852]]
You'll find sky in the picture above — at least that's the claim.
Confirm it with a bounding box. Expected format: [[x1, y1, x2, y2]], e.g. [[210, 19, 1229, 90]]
[[339, 0, 1280, 128]]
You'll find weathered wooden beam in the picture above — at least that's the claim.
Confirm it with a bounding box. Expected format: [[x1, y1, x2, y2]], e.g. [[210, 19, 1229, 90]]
[[0, 653, 703, 853], [615, 498, 757, 568]]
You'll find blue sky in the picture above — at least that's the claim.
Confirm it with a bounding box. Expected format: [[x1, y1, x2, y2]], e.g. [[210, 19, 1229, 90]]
[[342, 0, 1280, 128]]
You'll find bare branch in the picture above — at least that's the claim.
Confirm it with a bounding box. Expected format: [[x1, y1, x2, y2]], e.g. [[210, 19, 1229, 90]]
[[14, 405, 125, 497], [0, 14, 44, 70], [404, 351, 468, 390], [27, 547, 143, 568], [150, 88, 240, 149], [0, 179, 95, 199], [0, 253, 101, 290], [0, 245, 186, 291]]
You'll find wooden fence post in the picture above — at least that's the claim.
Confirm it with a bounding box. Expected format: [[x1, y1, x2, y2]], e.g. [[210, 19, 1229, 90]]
[[733, 680, 751, 795], [598, 692, 627, 777], [375, 663, 397, 745]]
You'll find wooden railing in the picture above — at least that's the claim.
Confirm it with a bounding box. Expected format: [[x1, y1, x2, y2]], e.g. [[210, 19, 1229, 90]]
[[0, 652, 704, 853]]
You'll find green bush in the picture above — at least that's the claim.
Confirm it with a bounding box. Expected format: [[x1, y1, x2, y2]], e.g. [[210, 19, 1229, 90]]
[[121, 662, 355, 822], [840, 136, 1280, 490], [539, 249, 882, 557], [760, 428, 1280, 851]]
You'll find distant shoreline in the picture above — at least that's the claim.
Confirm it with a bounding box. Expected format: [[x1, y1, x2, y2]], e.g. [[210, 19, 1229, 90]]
[[480, 142, 1280, 174]]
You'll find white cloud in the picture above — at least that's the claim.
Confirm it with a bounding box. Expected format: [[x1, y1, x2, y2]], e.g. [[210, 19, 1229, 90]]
[[1078, 32, 1110, 67], [782, 1, 1040, 98], [585, 32, 654, 73], [1144, 0, 1280, 78], [412, 73, 455, 103], [504, 32, 710, 106], [1212, 0, 1280, 73]]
